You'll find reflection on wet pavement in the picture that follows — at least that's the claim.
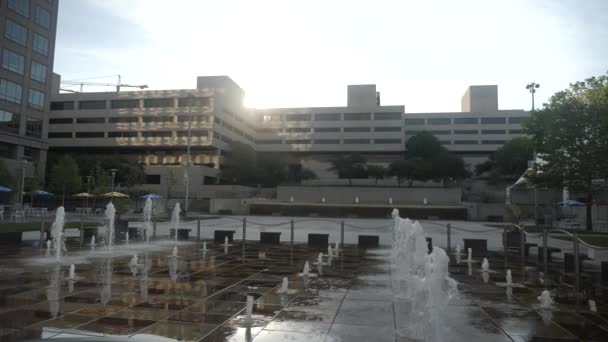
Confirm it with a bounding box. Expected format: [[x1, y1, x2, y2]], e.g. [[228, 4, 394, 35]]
[[0, 239, 606, 341]]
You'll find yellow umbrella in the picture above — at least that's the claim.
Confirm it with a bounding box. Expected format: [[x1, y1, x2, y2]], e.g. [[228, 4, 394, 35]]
[[101, 192, 129, 198], [73, 192, 95, 198]]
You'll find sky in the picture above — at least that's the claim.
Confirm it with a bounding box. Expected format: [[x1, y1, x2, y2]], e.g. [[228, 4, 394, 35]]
[[54, 0, 608, 113]]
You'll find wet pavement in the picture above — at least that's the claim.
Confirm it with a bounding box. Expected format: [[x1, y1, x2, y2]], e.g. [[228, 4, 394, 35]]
[[0, 237, 607, 341]]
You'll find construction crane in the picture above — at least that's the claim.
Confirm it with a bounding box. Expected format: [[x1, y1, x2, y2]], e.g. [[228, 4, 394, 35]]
[[60, 75, 148, 93]]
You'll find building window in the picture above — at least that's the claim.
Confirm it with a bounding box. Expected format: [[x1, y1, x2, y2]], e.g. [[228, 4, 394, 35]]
[[285, 113, 312, 121], [142, 131, 172, 137], [50, 101, 74, 110], [108, 131, 137, 138], [34, 6, 50, 29], [429, 130, 450, 135], [285, 139, 311, 144], [374, 112, 401, 120], [25, 117, 42, 138], [428, 118, 451, 125], [481, 140, 506, 145], [111, 99, 139, 109], [256, 128, 282, 133], [32, 33, 49, 56], [145, 174, 161, 184], [344, 139, 370, 144], [27, 89, 45, 109], [257, 139, 282, 144], [286, 127, 311, 133], [454, 117, 478, 124], [30, 61, 47, 83], [454, 130, 478, 134], [0, 110, 20, 134], [142, 116, 173, 123], [178, 97, 210, 107], [177, 130, 208, 137], [0, 79, 22, 104], [508, 117, 528, 124], [314, 113, 341, 121], [374, 139, 402, 144], [49, 118, 73, 124], [509, 129, 524, 134], [404, 130, 424, 135], [262, 114, 282, 122], [5, 20, 27, 46], [314, 139, 340, 144], [76, 117, 105, 124], [314, 127, 340, 132], [374, 126, 401, 132], [481, 117, 506, 124], [344, 127, 371, 132], [79, 100, 106, 110], [2, 49, 25, 74], [48, 132, 72, 138], [109, 116, 138, 123], [8, 0, 30, 17], [75, 132, 105, 138], [143, 98, 174, 108], [481, 129, 506, 134], [404, 118, 425, 125], [453, 140, 478, 145], [344, 112, 371, 121]]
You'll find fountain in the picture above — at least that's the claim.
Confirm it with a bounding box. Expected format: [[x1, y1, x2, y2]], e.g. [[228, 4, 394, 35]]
[[140, 254, 149, 300], [105, 202, 116, 251], [50, 206, 66, 260], [172, 246, 178, 258], [506, 269, 512, 286], [45, 240, 52, 257], [481, 258, 489, 273], [467, 248, 472, 263], [100, 259, 112, 305], [47, 265, 61, 318], [589, 299, 597, 312], [455, 244, 461, 264], [302, 261, 310, 277], [171, 203, 181, 242], [224, 236, 229, 254], [68, 264, 76, 279], [244, 295, 254, 324], [290, 196, 294, 203], [143, 198, 153, 244], [90, 236, 96, 250], [169, 254, 178, 281], [279, 277, 289, 294], [423, 197, 428, 205], [389, 197, 393, 205], [334, 242, 339, 258], [355, 196, 359, 204], [129, 254, 139, 276], [538, 290, 554, 309], [125, 231, 129, 245], [327, 245, 332, 258], [321, 197, 325, 203], [317, 253, 324, 275], [201, 241, 207, 256]]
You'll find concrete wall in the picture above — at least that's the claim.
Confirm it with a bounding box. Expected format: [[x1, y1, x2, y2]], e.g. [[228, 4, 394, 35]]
[[210, 199, 248, 215], [277, 186, 461, 205]]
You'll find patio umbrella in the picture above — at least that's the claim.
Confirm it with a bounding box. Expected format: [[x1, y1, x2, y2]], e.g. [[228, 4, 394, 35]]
[[30, 189, 54, 196], [102, 192, 129, 198], [141, 194, 162, 199], [0, 186, 12, 192], [558, 200, 585, 206], [73, 192, 95, 198]]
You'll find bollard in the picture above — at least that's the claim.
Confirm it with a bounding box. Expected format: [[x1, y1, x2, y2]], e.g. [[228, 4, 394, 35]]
[[520, 227, 526, 280], [573, 233, 580, 307], [446, 223, 451, 254], [153, 216, 157, 239], [290, 219, 294, 247], [79, 214, 85, 246], [197, 217, 201, 240], [39, 211, 45, 248], [340, 221, 345, 248], [543, 227, 548, 288]]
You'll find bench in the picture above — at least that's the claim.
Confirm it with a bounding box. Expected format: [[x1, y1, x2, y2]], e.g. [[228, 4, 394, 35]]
[[463, 239, 488, 257], [170, 228, 192, 241], [214, 230, 235, 243], [260, 232, 281, 245], [537, 246, 561, 263], [308, 233, 329, 248], [358, 235, 379, 248]]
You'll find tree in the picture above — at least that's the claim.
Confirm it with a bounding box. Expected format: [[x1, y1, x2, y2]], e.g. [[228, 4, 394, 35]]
[[366, 165, 387, 185], [524, 73, 608, 231], [256, 153, 288, 187], [327, 153, 367, 186], [431, 152, 470, 186], [220, 142, 258, 185], [475, 137, 534, 182], [0, 160, 15, 188], [287, 164, 317, 184], [388, 159, 432, 187], [49, 155, 81, 205], [406, 131, 443, 159]]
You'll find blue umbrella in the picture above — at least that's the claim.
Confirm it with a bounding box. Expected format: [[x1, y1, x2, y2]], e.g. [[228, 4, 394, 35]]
[[31, 189, 54, 196], [0, 186, 12, 192], [558, 200, 585, 207], [141, 194, 162, 199]]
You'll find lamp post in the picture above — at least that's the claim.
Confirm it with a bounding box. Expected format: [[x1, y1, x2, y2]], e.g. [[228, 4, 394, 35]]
[[85, 176, 93, 208], [526, 82, 540, 223], [19, 158, 29, 207], [110, 169, 118, 201], [184, 96, 193, 213]]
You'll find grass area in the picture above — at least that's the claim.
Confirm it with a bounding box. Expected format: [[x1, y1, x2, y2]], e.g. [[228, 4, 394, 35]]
[[486, 224, 608, 235], [0, 222, 98, 233]]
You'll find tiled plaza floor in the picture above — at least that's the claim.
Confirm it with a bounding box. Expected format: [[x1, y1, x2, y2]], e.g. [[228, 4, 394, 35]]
[[0, 237, 607, 341]]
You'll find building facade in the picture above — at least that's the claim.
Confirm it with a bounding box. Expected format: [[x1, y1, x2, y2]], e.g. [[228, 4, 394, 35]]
[[0, 0, 58, 183], [48, 76, 530, 194]]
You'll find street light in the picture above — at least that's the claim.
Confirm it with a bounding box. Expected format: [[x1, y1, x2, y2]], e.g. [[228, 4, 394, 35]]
[[525, 82, 540, 111], [184, 96, 193, 213], [110, 169, 118, 200], [526, 82, 540, 222]]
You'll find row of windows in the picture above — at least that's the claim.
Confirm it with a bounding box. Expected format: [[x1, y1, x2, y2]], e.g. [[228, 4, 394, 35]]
[[8, 0, 51, 29], [263, 112, 402, 122], [49, 114, 211, 125], [0, 78, 45, 109], [256, 139, 403, 145], [404, 116, 527, 125], [50, 97, 211, 111], [257, 126, 402, 133], [0, 109, 19, 134], [48, 130, 211, 139], [4, 19, 49, 56], [404, 129, 526, 135], [1, 49, 48, 83]]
